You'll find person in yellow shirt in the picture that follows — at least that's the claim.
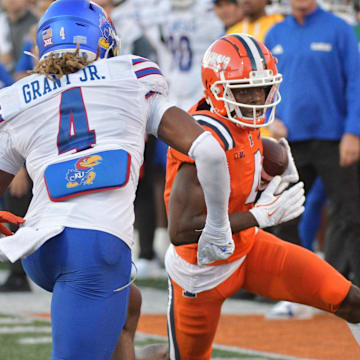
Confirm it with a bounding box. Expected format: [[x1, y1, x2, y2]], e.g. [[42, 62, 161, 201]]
[[213, 0, 244, 32], [227, 0, 283, 43]]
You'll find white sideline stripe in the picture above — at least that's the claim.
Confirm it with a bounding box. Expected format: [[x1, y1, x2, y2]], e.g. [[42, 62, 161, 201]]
[[0, 326, 51, 334], [19, 337, 52, 344], [135, 332, 311, 360], [213, 343, 313, 360], [0, 318, 33, 324]]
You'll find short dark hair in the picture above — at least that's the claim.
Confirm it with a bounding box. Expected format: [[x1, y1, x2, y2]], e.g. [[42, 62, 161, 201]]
[[213, 0, 237, 5]]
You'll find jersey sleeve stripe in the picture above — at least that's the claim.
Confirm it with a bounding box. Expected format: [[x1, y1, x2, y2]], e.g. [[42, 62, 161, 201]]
[[145, 90, 160, 98], [196, 120, 231, 151], [132, 57, 148, 65], [135, 67, 163, 79], [194, 114, 235, 150]]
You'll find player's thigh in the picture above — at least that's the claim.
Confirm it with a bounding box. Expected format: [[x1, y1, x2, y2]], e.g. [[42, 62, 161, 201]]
[[168, 278, 224, 360], [243, 229, 351, 313], [22, 231, 66, 292], [50, 228, 132, 360]]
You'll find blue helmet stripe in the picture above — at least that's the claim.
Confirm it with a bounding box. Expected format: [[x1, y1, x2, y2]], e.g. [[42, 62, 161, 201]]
[[230, 34, 257, 70]]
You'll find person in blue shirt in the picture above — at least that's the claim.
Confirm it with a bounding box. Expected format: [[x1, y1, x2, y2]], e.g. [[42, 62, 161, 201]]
[[0, 62, 12, 222], [265, 0, 360, 288], [0, 62, 13, 88], [14, 39, 34, 79]]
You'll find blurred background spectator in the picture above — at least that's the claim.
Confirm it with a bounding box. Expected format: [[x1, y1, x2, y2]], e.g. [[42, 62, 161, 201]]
[[213, 0, 244, 32], [161, 0, 223, 111], [354, 0, 360, 41], [0, 62, 13, 239], [298, 177, 327, 254], [265, 0, 360, 317], [111, 0, 157, 59], [0, 10, 12, 70], [227, 0, 283, 42], [1, 0, 37, 74]]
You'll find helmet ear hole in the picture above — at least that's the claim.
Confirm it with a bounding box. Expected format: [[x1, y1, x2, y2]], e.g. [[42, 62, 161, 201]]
[[211, 84, 220, 96]]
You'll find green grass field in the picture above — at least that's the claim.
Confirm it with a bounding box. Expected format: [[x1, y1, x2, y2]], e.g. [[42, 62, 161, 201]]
[[0, 312, 287, 360]]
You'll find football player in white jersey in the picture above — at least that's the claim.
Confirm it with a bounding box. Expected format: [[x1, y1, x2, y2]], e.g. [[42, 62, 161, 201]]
[[0, 0, 234, 359], [162, 0, 224, 110]]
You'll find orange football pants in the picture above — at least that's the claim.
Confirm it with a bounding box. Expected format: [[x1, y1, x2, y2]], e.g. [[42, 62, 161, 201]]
[[167, 229, 351, 360]]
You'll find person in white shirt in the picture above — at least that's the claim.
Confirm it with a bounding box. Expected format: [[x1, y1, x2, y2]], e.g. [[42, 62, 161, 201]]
[[161, 0, 224, 110]]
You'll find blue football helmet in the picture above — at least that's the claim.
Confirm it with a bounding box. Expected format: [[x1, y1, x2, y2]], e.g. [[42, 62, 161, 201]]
[[36, 0, 120, 60]]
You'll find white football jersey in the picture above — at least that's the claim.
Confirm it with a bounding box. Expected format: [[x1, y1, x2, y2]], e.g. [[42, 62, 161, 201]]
[[161, 0, 223, 110], [0, 55, 172, 255]]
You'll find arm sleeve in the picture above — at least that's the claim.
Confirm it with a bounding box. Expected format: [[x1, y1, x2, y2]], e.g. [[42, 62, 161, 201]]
[[131, 56, 175, 135], [188, 131, 230, 229], [0, 131, 24, 174], [146, 92, 176, 136]]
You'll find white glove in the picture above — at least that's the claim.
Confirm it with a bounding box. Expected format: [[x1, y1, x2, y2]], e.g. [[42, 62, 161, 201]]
[[197, 222, 234, 266], [249, 176, 305, 228], [277, 138, 299, 194]]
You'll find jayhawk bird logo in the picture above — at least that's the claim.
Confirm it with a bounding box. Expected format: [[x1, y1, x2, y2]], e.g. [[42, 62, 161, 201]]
[[65, 155, 102, 188]]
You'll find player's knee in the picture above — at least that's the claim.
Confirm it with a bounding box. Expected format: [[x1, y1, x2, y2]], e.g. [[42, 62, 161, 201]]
[[336, 284, 360, 323]]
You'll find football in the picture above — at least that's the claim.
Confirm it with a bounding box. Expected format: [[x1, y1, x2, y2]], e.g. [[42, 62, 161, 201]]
[[261, 137, 288, 178]]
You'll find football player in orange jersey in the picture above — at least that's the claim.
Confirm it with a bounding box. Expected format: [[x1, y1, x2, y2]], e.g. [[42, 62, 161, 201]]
[[163, 33, 360, 360]]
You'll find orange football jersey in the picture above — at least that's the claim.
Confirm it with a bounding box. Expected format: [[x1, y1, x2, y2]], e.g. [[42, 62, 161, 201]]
[[164, 99, 264, 265]]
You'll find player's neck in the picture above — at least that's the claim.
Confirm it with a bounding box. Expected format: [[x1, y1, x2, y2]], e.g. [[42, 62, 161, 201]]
[[292, 4, 317, 25]]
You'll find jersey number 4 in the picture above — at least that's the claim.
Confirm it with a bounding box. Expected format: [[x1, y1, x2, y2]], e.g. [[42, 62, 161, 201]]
[[57, 87, 96, 154]]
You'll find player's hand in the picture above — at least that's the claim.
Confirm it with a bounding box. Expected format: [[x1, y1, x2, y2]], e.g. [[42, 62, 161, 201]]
[[339, 133, 360, 167], [0, 211, 25, 236], [249, 176, 305, 228], [277, 138, 299, 194], [268, 118, 288, 140], [197, 223, 234, 266]]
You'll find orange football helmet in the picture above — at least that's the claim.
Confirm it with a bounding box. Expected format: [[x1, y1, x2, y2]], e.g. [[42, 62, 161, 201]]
[[201, 33, 282, 128]]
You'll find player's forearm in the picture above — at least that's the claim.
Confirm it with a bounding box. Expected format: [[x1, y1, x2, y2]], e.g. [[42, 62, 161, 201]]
[[229, 211, 259, 233], [189, 132, 230, 230], [170, 211, 257, 246]]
